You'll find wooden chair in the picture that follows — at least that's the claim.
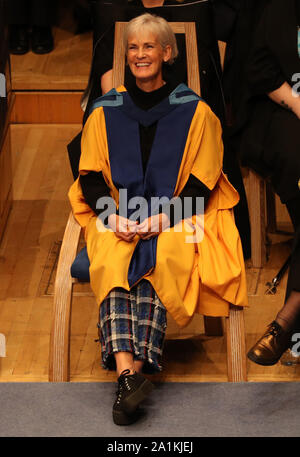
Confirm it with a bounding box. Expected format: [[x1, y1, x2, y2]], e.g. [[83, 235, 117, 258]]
[[243, 168, 268, 268], [49, 22, 247, 383], [243, 168, 286, 269]]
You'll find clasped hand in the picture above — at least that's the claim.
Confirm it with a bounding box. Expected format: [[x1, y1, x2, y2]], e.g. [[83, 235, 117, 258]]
[[108, 213, 170, 242]]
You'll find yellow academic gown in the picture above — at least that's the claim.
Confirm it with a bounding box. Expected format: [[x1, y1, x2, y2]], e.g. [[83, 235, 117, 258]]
[[69, 85, 248, 328]]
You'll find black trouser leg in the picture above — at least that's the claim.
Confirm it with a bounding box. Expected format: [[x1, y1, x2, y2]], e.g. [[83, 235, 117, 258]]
[[6, 0, 30, 25], [30, 0, 57, 27], [6, 0, 57, 26], [223, 136, 251, 260]]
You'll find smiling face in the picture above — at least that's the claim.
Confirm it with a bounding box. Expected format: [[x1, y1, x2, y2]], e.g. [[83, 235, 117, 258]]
[[127, 31, 171, 91]]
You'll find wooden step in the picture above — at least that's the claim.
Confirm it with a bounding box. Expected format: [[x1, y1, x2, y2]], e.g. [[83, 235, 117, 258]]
[[11, 91, 84, 124]]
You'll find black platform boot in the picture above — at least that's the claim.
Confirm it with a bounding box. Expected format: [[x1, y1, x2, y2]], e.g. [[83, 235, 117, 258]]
[[112, 369, 154, 425]]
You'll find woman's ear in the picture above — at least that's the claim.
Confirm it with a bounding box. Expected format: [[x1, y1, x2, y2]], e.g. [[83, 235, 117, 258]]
[[163, 45, 172, 63]]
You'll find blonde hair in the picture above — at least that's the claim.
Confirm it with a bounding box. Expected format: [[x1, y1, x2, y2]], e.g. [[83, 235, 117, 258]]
[[124, 13, 178, 64]]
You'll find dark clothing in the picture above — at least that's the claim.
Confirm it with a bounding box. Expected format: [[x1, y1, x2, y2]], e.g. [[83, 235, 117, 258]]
[[240, 0, 300, 203], [246, 1, 300, 96], [80, 82, 211, 227], [209, 0, 274, 260], [6, 0, 57, 27], [258, 110, 300, 204], [238, 0, 300, 307], [126, 78, 176, 112], [286, 198, 300, 299], [212, 0, 271, 124]]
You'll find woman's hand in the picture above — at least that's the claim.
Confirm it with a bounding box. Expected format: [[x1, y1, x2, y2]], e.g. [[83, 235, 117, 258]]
[[108, 214, 137, 242], [136, 213, 170, 240]]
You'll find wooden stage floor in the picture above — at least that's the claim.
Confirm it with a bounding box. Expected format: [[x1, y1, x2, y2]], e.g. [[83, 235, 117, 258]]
[[10, 26, 92, 91], [1, 27, 300, 383]]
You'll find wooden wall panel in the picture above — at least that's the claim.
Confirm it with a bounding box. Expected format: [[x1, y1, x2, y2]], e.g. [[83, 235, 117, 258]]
[[10, 92, 84, 124]]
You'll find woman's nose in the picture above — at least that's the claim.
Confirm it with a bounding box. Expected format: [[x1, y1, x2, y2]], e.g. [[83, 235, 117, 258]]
[[137, 47, 145, 58]]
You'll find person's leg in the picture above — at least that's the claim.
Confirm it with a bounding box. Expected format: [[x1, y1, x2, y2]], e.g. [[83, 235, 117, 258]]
[[6, 0, 29, 24], [275, 292, 300, 332], [114, 352, 135, 376], [30, 0, 56, 26], [99, 288, 153, 425], [7, 0, 30, 54], [248, 197, 300, 365], [274, 198, 300, 332], [30, 0, 57, 54], [133, 360, 144, 373], [98, 289, 136, 372], [114, 357, 144, 374], [136, 279, 167, 374]]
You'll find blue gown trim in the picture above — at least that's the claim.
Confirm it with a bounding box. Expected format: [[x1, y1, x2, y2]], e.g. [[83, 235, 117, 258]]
[[89, 84, 204, 117], [169, 83, 203, 105], [89, 88, 124, 112]]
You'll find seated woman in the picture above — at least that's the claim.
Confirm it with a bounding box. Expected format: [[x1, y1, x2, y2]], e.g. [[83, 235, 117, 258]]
[[241, 0, 300, 365], [69, 13, 248, 426]]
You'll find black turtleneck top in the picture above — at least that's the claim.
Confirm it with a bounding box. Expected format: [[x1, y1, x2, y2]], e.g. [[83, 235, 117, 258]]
[[80, 81, 211, 226]]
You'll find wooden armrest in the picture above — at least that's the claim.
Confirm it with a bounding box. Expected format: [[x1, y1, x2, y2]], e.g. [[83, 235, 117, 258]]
[[49, 211, 82, 381], [54, 211, 82, 285]]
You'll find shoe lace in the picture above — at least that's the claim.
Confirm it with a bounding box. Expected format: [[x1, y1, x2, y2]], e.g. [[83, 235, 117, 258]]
[[119, 368, 131, 378], [115, 385, 123, 405], [267, 322, 282, 337], [116, 369, 132, 399]]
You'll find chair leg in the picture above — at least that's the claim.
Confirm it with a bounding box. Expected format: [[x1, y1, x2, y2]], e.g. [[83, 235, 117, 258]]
[[266, 182, 277, 233], [204, 316, 223, 336], [49, 279, 73, 382], [225, 305, 247, 382], [248, 169, 266, 268]]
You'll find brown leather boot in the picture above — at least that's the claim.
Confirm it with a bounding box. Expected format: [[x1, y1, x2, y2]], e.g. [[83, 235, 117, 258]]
[[247, 321, 293, 366]]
